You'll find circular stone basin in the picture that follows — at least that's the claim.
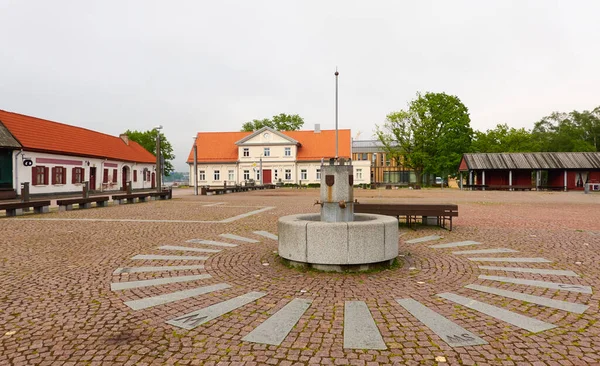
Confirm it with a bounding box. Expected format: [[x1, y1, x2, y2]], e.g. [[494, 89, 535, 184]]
[[278, 213, 399, 272]]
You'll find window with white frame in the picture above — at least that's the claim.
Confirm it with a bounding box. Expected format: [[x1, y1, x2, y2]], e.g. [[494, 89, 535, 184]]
[[274, 170, 278, 181], [228, 170, 234, 181], [256, 170, 260, 181], [316, 168, 321, 180], [214, 170, 220, 181], [243, 148, 249, 157], [356, 169, 363, 180], [199, 170, 205, 181], [263, 147, 270, 157], [285, 169, 291, 180], [284, 147, 291, 156], [243, 170, 250, 180], [300, 169, 307, 180]]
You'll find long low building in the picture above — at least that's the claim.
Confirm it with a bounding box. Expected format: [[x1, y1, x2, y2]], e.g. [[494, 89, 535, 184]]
[[0, 109, 157, 199], [458, 152, 600, 191], [187, 126, 371, 186]]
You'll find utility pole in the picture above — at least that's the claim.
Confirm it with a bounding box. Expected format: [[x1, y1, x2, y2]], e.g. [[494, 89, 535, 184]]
[[154, 125, 163, 192], [193, 136, 198, 195], [259, 154, 263, 186], [335, 68, 339, 159]]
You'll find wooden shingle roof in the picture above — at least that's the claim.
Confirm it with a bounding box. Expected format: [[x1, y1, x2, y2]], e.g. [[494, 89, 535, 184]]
[[460, 153, 600, 171]]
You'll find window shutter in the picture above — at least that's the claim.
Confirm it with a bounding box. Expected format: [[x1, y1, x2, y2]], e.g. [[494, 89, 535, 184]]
[[72, 168, 76, 184], [112, 169, 117, 183], [133, 170, 137, 182], [44, 167, 49, 185], [51, 167, 56, 185], [103, 169, 108, 183], [32, 167, 37, 186], [81, 168, 85, 183]]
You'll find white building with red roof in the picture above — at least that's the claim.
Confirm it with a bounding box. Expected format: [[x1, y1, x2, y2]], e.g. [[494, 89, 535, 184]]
[[187, 126, 371, 186], [0, 110, 157, 199]]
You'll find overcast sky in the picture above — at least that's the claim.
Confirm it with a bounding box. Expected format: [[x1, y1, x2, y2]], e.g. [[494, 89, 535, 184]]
[[1, 1, 599, 171]]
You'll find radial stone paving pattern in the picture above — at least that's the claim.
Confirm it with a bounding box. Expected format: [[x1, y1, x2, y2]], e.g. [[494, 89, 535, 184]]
[[2, 189, 600, 365]]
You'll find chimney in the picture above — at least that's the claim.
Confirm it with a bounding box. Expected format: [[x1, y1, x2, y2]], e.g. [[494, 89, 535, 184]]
[[314, 124, 321, 133], [119, 134, 129, 145]]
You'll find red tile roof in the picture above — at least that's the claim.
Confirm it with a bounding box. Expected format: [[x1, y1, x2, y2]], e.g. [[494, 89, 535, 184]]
[[0, 110, 156, 163], [187, 129, 351, 163]]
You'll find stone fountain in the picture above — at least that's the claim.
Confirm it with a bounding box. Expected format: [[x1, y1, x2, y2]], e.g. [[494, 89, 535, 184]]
[[278, 158, 398, 272]]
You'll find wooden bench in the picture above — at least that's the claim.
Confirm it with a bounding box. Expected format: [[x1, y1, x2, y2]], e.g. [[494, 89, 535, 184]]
[[354, 203, 459, 231], [56, 196, 110, 211], [0, 200, 51, 217], [148, 190, 172, 200], [111, 192, 153, 204]]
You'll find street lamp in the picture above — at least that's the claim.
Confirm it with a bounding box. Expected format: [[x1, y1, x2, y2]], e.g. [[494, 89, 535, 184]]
[[259, 153, 263, 186], [154, 125, 163, 192], [192, 135, 198, 195]]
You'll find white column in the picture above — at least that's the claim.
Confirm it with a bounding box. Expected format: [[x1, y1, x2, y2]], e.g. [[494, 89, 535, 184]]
[[509, 170, 513, 191], [482, 170, 486, 191], [564, 170, 568, 192], [459, 172, 463, 190], [469, 170, 473, 189]]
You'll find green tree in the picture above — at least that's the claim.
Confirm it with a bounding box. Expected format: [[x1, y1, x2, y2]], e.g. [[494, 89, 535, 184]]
[[471, 124, 538, 153], [376, 92, 473, 184], [124, 129, 175, 176], [532, 112, 595, 152], [241, 113, 304, 131]]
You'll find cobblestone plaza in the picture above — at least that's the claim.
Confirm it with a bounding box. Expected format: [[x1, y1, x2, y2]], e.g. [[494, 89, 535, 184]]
[[1, 189, 600, 365]]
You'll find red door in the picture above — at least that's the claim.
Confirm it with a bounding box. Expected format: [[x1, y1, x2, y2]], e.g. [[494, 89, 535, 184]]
[[263, 169, 272, 184], [89, 167, 96, 190]]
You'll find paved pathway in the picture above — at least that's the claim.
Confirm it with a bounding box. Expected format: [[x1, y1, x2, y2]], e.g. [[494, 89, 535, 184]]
[[1, 189, 600, 365]]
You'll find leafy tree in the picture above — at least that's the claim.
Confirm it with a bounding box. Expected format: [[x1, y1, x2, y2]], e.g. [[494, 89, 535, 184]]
[[124, 129, 175, 176], [241, 113, 304, 131], [471, 124, 538, 153], [532, 112, 595, 152], [376, 92, 472, 184]]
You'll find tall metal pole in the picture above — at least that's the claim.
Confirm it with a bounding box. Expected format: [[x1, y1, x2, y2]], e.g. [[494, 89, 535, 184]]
[[335, 68, 339, 159], [259, 155, 263, 186], [193, 138, 198, 195], [156, 132, 161, 192]]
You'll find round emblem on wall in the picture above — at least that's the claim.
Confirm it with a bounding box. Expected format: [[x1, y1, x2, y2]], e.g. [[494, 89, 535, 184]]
[[263, 133, 270, 139]]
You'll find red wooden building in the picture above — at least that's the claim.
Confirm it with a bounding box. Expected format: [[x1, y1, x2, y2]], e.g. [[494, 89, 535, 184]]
[[458, 153, 600, 191]]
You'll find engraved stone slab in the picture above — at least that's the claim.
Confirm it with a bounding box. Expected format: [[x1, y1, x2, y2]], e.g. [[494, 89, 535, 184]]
[[405, 235, 442, 244], [242, 298, 312, 345], [438, 292, 557, 333], [396, 298, 487, 347], [479, 266, 578, 277], [429, 240, 481, 249], [167, 291, 267, 330], [253, 231, 278, 240], [111, 274, 211, 291], [453, 248, 518, 255], [186, 239, 238, 247], [113, 265, 205, 274], [132, 254, 208, 261], [468, 257, 551, 263], [343, 301, 387, 350], [158, 245, 221, 253], [465, 284, 589, 314], [124, 283, 231, 310], [478, 275, 592, 294], [220, 233, 260, 243]]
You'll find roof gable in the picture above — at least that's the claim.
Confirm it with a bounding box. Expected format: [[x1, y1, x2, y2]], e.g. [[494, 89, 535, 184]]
[[0, 109, 156, 163], [0, 121, 21, 148], [235, 127, 299, 145]]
